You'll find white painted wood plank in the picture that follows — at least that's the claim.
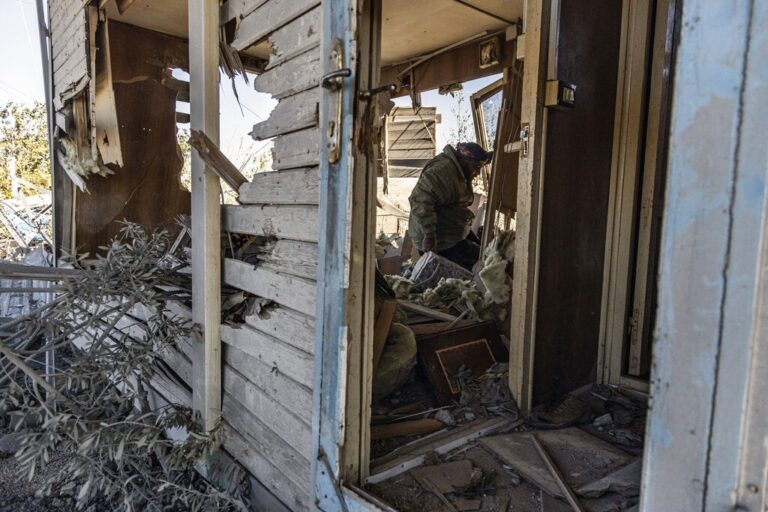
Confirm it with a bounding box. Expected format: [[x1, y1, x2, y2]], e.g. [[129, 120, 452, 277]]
[[223, 427, 310, 512], [51, 0, 87, 36], [223, 257, 316, 316], [244, 305, 315, 355], [231, 0, 320, 51], [223, 366, 311, 454], [53, 52, 88, 93], [238, 167, 320, 205], [250, 88, 319, 140], [52, 12, 86, 61], [149, 372, 192, 408], [221, 322, 313, 388], [223, 393, 310, 487], [223, 344, 312, 422], [189, 0, 222, 434], [221, 0, 267, 21], [641, 1, 759, 510], [258, 239, 318, 281], [267, 5, 321, 66], [255, 49, 320, 100], [223, 204, 319, 241], [272, 127, 320, 169]]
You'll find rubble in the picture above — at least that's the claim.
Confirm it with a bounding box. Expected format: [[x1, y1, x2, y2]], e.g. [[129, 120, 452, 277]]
[[369, 227, 647, 512]]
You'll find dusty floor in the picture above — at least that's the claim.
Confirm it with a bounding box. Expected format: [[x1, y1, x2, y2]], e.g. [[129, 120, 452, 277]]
[[367, 385, 645, 512]]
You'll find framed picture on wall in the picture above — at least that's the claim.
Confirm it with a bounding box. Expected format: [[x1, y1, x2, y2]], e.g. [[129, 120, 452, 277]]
[[479, 37, 501, 69]]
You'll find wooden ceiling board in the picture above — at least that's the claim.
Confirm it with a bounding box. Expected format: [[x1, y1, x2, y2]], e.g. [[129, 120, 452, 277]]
[[102, 0, 270, 59], [381, 0, 523, 65]]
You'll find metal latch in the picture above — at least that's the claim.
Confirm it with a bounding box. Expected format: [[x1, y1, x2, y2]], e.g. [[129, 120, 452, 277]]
[[520, 123, 530, 158], [359, 83, 397, 99], [323, 39, 348, 164]]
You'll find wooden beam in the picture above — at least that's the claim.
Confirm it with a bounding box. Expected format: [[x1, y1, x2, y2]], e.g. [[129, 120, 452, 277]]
[[189, 0, 222, 434], [190, 129, 248, 192], [381, 37, 517, 97]]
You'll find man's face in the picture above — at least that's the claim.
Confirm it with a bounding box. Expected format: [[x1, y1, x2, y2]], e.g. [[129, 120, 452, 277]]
[[462, 158, 484, 179]]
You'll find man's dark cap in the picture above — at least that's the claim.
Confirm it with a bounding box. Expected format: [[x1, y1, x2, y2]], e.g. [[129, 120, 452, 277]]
[[456, 142, 493, 163]]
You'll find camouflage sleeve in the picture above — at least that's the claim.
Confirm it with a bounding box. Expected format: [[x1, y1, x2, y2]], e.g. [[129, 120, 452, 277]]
[[409, 168, 448, 237]]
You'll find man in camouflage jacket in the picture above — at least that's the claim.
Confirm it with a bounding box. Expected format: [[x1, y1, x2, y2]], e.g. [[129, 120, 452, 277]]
[[408, 142, 492, 269]]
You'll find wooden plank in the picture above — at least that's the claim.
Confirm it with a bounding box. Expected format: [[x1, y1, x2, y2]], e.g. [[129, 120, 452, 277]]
[[221, 322, 313, 388], [255, 49, 320, 99], [267, 6, 321, 66], [509, 0, 550, 412], [94, 18, 123, 167], [250, 88, 319, 140], [642, 0, 765, 509], [223, 258, 316, 317], [223, 364, 312, 453], [244, 305, 315, 355], [223, 427, 310, 511], [372, 299, 396, 373], [231, 0, 320, 51], [387, 115, 439, 125], [387, 149, 437, 159], [366, 418, 511, 484], [370, 419, 443, 440], [51, 0, 87, 38], [272, 128, 320, 169], [54, 52, 88, 94], [599, 0, 654, 383], [238, 167, 320, 205], [399, 301, 458, 322], [189, 129, 248, 191], [149, 371, 193, 408], [224, 344, 312, 423], [388, 139, 434, 151], [223, 204, 319, 241], [257, 239, 318, 281], [381, 38, 517, 97], [189, 0, 222, 434], [52, 10, 86, 61], [222, 397, 310, 496], [386, 125, 435, 139]]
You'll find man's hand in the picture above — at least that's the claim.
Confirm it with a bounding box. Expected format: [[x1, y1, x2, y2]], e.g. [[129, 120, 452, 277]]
[[422, 236, 437, 252]]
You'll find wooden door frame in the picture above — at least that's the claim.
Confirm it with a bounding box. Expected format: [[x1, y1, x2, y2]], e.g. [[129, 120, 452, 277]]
[[597, 0, 654, 392], [598, 0, 677, 392], [311, 0, 386, 509], [508, 0, 551, 412]]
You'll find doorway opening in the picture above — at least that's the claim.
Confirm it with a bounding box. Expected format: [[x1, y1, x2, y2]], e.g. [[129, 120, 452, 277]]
[[349, 0, 677, 510]]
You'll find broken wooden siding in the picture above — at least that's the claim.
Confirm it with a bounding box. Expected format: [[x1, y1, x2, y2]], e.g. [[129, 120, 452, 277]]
[[217, 1, 321, 509], [74, 22, 191, 255], [50, 0, 89, 104]]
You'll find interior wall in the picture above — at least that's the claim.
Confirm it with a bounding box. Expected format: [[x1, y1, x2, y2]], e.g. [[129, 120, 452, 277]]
[[532, 0, 623, 405], [74, 22, 190, 254]]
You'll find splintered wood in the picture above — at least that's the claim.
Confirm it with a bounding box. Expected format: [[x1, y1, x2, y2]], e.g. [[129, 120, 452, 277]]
[[190, 130, 248, 193]]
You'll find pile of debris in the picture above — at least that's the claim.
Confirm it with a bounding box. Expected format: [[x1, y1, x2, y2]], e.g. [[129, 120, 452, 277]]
[[370, 230, 644, 511], [369, 229, 517, 458], [367, 385, 647, 512]]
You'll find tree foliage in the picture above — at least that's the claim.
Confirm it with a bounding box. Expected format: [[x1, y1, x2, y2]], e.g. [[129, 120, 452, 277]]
[[0, 223, 246, 511], [0, 102, 50, 200]]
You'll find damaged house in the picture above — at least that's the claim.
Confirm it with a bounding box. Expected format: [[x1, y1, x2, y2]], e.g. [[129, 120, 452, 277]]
[[37, 0, 768, 510]]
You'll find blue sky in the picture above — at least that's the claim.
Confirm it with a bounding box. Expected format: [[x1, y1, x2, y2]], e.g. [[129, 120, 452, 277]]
[[0, 1, 497, 161]]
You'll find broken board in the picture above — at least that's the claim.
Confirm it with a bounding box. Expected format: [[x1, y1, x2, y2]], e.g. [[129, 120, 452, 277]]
[[480, 428, 635, 500]]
